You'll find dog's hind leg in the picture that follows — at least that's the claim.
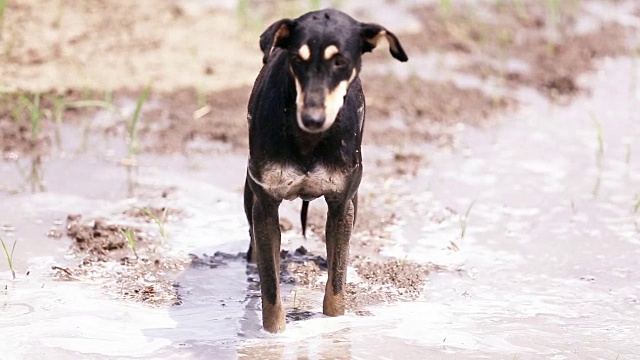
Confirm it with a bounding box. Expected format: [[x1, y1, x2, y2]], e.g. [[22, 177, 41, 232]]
[[244, 176, 257, 263], [323, 197, 356, 316], [252, 197, 286, 332]]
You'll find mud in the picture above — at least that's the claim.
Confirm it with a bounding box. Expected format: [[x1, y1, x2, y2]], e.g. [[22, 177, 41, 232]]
[[4, 0, 632, 161], [403, 2, 631, 97], [1, 0, 640, 358], [189, 246, 430, 314], [58, 215, 185, 305]]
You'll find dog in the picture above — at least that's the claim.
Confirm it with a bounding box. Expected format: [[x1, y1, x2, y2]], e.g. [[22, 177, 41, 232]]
[[243, 8, 407, 333]]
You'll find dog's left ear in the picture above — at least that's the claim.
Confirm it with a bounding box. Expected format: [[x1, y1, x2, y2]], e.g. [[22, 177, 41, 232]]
[[259, 19, 295, 64], [360, 23, 408, 62]]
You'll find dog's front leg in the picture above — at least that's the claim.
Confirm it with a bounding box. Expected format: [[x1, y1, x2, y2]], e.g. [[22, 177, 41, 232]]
[[323, 197, 355, 316], [252, 197, 286, 333]]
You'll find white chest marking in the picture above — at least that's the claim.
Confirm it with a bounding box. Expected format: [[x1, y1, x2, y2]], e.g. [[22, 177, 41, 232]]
[[250, 163, 348, 200]]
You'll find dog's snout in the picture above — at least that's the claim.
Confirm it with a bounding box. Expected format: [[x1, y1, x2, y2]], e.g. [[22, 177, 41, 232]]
[[301, 107, 325, 130]]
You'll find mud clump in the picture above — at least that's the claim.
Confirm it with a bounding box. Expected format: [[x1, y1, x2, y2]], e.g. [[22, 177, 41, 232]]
[[344, 259, 429, 310], [66, 216, 133, 261], [57, 215, 186, 305]]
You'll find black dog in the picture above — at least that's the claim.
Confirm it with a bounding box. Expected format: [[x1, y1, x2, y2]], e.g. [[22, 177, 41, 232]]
[[244, 8, 407, 333]]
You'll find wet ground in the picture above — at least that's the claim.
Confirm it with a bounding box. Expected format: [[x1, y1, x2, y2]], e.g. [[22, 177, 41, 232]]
[[1, 0, 640, 359]]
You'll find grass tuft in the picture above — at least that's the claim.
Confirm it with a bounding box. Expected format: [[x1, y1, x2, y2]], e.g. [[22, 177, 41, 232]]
[[0, 236, 16, 280], [30, 93, 41, 139], [15, 93, 43, 139], [120, 228, 139, 259], [140, 207, 168, 241], [127, 85, 150, 159]]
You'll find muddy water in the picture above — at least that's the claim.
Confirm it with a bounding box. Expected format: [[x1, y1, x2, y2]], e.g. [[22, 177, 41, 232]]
[[379, 57, 640, 358], [1, 57, 638, 359], [2, 0, 638, 358]]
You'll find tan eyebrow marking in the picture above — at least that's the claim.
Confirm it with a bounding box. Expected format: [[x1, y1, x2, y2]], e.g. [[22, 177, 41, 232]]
[[323, 45, 339, 60], [298, 44, 311, 61]]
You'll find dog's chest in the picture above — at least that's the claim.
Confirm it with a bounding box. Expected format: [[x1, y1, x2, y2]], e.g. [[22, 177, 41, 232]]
[[254, 163, 347, 200]]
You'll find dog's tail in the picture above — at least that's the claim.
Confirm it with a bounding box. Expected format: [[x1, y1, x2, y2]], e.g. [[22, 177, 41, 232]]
[[301, 200, 310, 238]]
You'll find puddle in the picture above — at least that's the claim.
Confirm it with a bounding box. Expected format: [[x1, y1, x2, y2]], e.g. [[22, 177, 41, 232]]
[[380, 57, 640, 358], [2, 1, 640, 358], [2, 57, 638, 358]]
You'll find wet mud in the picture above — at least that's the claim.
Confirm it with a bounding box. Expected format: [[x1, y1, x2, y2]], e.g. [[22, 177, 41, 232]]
[[58, 214, 186, 305]]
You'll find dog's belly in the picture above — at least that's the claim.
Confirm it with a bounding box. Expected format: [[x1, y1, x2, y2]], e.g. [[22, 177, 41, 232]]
[[254, 163, 347, 201]]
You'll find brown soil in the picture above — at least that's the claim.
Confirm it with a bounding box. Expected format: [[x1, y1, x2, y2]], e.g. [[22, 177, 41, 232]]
[[402, 2, 631, 97], [0, 0, 260, 92], [2, 1, 633, 160], [57, 214, 186, 305]]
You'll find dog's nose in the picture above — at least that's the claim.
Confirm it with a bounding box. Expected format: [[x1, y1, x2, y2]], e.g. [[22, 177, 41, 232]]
[[301, 107, 325, 130]]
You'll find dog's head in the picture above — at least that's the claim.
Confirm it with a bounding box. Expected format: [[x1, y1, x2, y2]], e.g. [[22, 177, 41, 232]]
[[259, 9, 408, 134]]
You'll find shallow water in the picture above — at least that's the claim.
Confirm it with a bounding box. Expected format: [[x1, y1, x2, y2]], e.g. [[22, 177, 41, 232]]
[[2, 56, 638, 358], [2, 0, 640, 352]]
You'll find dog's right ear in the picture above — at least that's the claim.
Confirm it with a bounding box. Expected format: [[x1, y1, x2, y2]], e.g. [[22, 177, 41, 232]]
[[259, 19, 295, 64]]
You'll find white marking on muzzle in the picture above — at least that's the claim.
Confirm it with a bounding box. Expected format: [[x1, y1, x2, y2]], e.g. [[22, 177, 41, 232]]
[[292, 73, 307, 132], [320, 69, 357, 133], [293, 69, 358, 134]]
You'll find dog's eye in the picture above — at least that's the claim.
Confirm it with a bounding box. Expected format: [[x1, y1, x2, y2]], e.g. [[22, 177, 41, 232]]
[[333, 55, 349, 68]]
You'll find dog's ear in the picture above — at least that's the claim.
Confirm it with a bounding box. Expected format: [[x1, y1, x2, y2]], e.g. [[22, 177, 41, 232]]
[[259, 19, 295, 64], [359, 23, 408, 62]]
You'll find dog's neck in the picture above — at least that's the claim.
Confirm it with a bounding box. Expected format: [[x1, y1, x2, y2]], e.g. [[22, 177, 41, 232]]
[[292, 127, 327, 156]]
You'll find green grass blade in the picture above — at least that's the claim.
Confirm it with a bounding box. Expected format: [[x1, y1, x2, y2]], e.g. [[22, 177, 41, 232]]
[[65, 99, 114, 110], [0, 236, 16, 280], [128, 85, 151, 157], [460, 198, 478, 239], [120, 228, 138, 259], [140, 207, 168, 240], [31, 93, 40, 139]]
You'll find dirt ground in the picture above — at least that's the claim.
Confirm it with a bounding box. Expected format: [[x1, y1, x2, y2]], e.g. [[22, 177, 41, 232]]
[[1, 0, 637, 311]]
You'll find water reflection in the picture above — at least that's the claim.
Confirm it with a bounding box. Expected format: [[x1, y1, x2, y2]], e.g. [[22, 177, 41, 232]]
[[13, 154, 46, 193]]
